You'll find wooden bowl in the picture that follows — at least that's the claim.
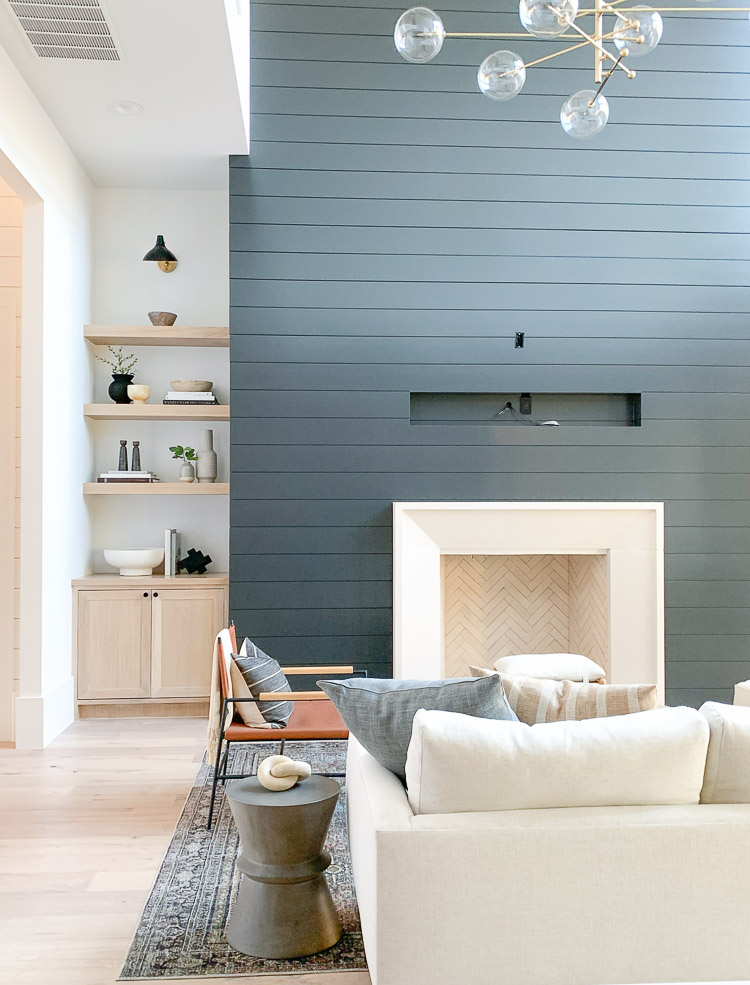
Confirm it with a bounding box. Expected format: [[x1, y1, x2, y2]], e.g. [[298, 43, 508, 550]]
[[148, 311, 177, 326], [170, 380, 213, 392]]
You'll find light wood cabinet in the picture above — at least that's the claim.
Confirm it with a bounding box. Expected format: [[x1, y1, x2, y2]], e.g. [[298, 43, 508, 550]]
[[151, 589, 225, 698], [77, 590, 151, 699], [73, 575, 228, 710]]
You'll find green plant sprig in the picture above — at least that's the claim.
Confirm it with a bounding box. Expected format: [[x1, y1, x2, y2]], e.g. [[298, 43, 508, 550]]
[[169, 445, 198, 463], [97, 345, 138, 376]]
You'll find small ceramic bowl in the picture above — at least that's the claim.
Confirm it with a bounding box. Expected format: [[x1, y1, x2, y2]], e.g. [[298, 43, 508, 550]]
[[170, 380, 213, 392], [127, 384, 150, 403], [104, 548, 164, 577], [148, 311, 177, 326]]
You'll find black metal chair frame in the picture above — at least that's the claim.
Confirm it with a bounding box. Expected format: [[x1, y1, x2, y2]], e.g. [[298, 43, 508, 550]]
[[207, 676, 366, 830]]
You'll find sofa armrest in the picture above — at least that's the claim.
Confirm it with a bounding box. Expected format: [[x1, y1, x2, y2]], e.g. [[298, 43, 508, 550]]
[[346, 734, 413, 831]]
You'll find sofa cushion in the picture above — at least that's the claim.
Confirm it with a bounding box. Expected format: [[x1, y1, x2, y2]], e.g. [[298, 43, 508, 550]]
[[319, 676, 517, 780], [230, 638, 293, 728], [491, 652, 606, 682], [487, 672, 658, 724], [700, 701, 750, 803], [405, 706, 709, 815]]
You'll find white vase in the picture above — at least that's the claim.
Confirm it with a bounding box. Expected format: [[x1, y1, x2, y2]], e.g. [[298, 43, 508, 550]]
[[179, 462, 195, 483], [196, 429, 217, 483]]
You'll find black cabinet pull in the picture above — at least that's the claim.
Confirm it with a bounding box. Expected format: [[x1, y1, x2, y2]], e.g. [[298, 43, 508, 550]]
[[153, 592, 159, 597], [143, 592, 148, 598]]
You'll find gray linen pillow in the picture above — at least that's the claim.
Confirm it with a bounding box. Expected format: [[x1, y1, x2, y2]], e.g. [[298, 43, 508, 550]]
[[232, 638, 293, 728], [318, 676, 517, 780]]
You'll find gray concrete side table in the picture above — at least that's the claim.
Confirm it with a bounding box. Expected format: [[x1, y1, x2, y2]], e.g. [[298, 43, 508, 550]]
[[226, 774, 342, 959]]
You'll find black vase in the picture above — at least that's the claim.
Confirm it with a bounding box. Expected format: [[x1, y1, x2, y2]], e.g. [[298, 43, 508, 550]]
[[109, 373, 134, 404]]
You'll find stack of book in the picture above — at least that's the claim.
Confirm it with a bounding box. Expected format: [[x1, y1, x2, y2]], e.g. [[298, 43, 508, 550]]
[[163, 391, 218, 406], [97, 471, 159, 483]]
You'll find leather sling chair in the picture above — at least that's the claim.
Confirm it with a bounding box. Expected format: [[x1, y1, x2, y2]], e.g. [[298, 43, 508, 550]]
[[207, 624, 359, 829]]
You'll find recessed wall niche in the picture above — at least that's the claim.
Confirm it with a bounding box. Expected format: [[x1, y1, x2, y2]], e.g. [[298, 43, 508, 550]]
[[411, 392, 642, 426]]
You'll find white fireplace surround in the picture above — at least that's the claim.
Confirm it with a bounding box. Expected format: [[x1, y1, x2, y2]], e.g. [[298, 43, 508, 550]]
[[393, 502, 665, 701]]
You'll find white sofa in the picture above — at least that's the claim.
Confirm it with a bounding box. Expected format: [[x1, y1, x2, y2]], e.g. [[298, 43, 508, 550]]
[[346, 733, 750, 985]]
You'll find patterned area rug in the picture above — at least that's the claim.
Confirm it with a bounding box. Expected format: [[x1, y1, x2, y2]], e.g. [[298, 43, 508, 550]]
[[119, 740, 367, 980]]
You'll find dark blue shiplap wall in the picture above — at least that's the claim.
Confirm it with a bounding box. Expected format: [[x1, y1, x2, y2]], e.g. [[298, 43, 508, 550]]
[[230, 0, 750, 704]]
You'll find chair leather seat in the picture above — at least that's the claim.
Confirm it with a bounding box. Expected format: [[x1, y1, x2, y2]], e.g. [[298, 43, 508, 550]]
[[225, 699, 348, 741]]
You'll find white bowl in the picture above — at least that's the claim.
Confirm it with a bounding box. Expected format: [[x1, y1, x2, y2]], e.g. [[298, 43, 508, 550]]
[[104, 548, 165, 577]]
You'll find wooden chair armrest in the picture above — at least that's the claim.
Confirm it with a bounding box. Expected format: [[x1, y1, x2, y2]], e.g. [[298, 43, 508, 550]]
[[280, 665, 354, 675], [258, 691, 330, 701]]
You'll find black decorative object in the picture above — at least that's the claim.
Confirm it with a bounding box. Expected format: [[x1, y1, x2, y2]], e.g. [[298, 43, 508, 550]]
[[118, 439, 128, 471], [132, 440, 141, 472], [109, 373, 134, 404], [177, 548, 213, 575], [143, 234, 178, 273]]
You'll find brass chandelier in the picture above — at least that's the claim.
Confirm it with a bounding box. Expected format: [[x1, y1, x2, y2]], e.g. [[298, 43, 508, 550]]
[[394, 1, 749, 138]]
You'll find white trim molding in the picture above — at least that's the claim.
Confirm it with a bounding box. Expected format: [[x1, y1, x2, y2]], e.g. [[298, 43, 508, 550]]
[[393, 502, 665, 701]]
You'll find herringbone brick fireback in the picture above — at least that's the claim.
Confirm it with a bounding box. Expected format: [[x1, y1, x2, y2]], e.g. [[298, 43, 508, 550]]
[[442, 554, 609, 679]]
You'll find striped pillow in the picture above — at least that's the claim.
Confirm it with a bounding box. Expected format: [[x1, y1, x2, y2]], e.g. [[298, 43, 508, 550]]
[[231, 639, 293, 728], [469, 666, 657, 725]]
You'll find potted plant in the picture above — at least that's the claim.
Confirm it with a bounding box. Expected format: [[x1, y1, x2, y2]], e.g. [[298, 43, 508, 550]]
[[170, 444, 198, 482], [97, 346, 138, 404]]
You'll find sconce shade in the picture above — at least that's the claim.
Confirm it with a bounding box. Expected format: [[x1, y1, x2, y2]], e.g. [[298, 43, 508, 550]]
[[143, 235, 177, 263], [143, 234, 177, 273]]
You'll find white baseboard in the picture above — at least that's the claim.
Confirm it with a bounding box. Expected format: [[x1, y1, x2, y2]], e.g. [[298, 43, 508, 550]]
[[15, 675, 75, 748]]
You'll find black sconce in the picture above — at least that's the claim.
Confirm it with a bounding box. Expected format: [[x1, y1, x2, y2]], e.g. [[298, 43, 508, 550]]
[[143, 234, 178, 273]]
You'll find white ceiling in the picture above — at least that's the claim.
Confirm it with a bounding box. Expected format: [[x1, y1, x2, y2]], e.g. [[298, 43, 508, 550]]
[[0, 0, 250, 188]]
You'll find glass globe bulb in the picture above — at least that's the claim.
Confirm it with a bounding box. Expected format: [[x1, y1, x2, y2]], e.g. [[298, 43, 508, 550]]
[[519, 0, 579, 38], [560, 89, 609, 139], [613, 6, 663, 56], [477, 50, 526, 101], [394, 7, 445, 63]]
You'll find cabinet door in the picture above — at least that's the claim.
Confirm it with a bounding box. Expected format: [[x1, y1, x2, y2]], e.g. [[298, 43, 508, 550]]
[[150, 589, 225, 698], [77, 590, 151, 699]]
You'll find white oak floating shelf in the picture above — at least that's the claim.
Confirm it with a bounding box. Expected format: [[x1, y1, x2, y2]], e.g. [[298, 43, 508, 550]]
[[83, 482, 230, 496], [84, 403, 229, 422], [84, 325, 229, 347]]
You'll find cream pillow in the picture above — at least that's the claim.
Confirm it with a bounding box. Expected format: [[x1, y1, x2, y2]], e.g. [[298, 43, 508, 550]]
[[405, 706, 709, 815], [700, 701, 750, 803], [492, 652, 606, 682], [495, 672, 657, 724]]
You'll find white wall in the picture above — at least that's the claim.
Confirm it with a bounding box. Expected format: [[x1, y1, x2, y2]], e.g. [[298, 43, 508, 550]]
[[91, 189, 229, 572], [0, 45, 94, 747], [0, 178, 23, 742]]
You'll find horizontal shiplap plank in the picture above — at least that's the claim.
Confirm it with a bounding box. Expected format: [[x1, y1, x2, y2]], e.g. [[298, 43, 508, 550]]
[[230, 552, 393, 581], [230, 335, 750, 365], [254, 31, 750, 76], [229, 580, 391, 608], [229, 388, 409, 417], [668, 581, 750, 607], [229, 471, 750, 500], [230, 498, 742, 529], [229, 444, 750, 475], [231, 224, 750, 261], [251, 87, 750, 130], [665, 687, 733, 707], [229, 306, 750, 339], [237, 142, 750, 181], [231, 252, 750, 287], [233, 194, 750, 234], [230, 607, 391, 635], [228, 363, 750, 392]]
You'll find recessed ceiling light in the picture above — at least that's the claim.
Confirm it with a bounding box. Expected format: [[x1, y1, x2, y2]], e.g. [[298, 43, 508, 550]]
[[108, 100, 144, 116]]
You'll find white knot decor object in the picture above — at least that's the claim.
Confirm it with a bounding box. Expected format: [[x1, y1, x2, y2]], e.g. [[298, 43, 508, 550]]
[[257, 755, 312, 792]]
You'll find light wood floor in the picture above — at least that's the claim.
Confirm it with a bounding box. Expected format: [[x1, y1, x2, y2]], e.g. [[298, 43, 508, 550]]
[[0, 717, 372, 985]]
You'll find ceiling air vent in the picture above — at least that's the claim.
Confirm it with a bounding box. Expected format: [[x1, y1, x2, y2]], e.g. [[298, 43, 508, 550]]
[[8, 0, 120, 61]]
